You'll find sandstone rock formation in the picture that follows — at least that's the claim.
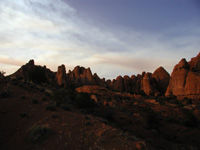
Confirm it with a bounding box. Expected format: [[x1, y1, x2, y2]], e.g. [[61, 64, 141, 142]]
[[142, 72, 155, 95], [166, 53, 200, 99], [67, 66, 103, 87], [10, 53, 200, 99], [152, 66, 170, 94], [11, 60, 55, 84], [56, 64, 67, 87], [112, 76, 124, 92]]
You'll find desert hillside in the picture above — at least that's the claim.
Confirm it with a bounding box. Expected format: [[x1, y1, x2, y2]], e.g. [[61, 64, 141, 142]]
[[0, 53, 200, 150]]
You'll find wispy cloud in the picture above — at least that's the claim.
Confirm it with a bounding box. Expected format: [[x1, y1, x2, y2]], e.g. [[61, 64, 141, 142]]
[[0, 0, 199, 78]]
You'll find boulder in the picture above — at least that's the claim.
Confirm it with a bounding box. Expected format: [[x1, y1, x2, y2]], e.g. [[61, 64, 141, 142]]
[[152, 66, 170, 94]]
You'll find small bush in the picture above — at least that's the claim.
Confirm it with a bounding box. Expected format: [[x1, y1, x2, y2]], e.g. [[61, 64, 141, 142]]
[[0, 91, 10, 98], [75, 92, 95, 111], [46, 105, 56, 111], [51, 89, 74, 106], [21, 96, 26, 99], [32, 98, 38, 104], [181, 109, 197, 128], [39, 88, 45, 92], [144, 108, 159, 130], [27, 125, 53, 144], [19, 112, 28, 118], [11, 78, 19, 85], [60, 103, 71, 111], [42, 97, 47, 101], [51, 114, 58, 118]]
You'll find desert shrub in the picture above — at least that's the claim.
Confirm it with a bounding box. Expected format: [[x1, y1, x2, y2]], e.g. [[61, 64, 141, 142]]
[[183, 98, 193, 105], [75, 92, 95, 111], [0, 71, 5, 77], [19, 112, 28, 118], [27, 125, 53, 144], [18, 82, 26, 89], [181, 109, 197, 128], [104, 111, 114, 121], [11, 78, 19, 85], [39, 88, 45, 92], [140, 90, 147, 97], [21, 96, 26, 99], [144, 108, 159, 130], [51, 88, 75, 106], [42, 97, 47, 101], [32, 98, 38, 104], [46, 105, 56, 111], [0, 91, 10, 98], [51, 113, 58, 118], [60, 103, 71, 111]]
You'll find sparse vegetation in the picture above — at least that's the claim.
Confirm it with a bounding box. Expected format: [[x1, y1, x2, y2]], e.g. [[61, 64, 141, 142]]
[[32, 98, 38, 104], [19, 112, 28, 118], [0, 91, 10, 98], [21, 95, 26, 99], [51, 88, 75, 106], [75, 92, 96, 111], [181, 109, 197, 128], [42, 97, 47, 101], [46, 105, 57, 111], [60, 103, 71, 111], [0, 71, 6, 77], [27, 125, 53, 144]]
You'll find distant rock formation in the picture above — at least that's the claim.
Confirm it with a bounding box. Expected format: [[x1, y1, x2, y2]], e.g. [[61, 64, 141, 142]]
[[142, 72, 156, 96], [10, 53, 200, 99], [66, 66, 104, 87], [152, 67, 170, 95], [166, 53, 200, 99], [56, 64, 67, 87], [11, 59, 55, 84]]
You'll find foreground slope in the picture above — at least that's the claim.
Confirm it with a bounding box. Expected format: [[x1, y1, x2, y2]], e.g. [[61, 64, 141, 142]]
[[1, 76, 200, 150]]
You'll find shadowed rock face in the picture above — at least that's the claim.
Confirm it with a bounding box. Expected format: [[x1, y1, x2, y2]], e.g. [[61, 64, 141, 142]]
[[152, 67, 170, 94], [166, 53, 200, 99], [112, 76, 124, 92], [67, 66, 97, 86], [11, 60, 55, 84]]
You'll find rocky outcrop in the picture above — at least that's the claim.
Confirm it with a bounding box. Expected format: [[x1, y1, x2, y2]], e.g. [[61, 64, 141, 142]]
[[152, 67, 170, 94], [67, 66, 105, 87], [11, 60, 55, 84], [112, 76, 124, 92], [56, 64, 67, 86], [142, 72, 155, 95], [166, 53, 200, 99], [11, 53, 200, 99]]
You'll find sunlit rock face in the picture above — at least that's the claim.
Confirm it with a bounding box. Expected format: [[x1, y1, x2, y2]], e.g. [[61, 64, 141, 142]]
[[166, 53, 200, 99], [56, 64, 67, 87]]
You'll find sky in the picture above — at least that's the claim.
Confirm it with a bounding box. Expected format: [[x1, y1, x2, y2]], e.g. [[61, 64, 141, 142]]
[[0, 0, 200, 79]]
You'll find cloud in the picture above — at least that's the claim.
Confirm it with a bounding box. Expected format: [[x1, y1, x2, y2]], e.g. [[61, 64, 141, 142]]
[[0, 0, 199, 79]]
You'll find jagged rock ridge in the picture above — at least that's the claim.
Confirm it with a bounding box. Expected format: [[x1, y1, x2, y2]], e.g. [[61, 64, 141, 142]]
[[10, 53, 200, 99]]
